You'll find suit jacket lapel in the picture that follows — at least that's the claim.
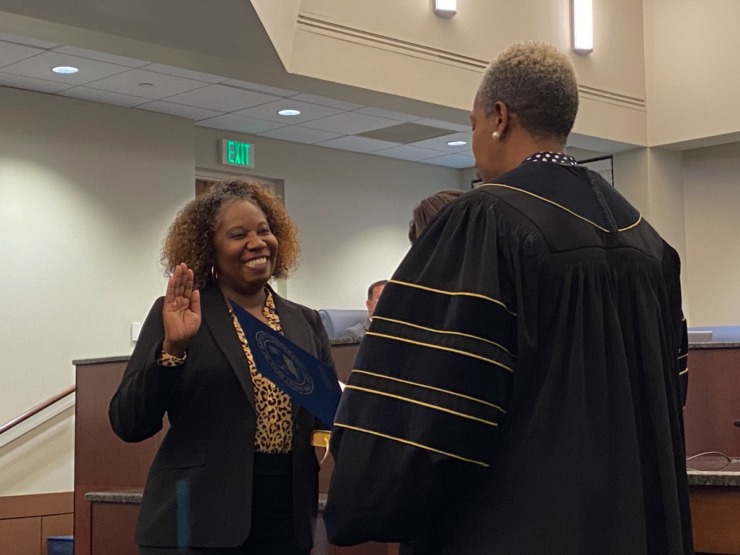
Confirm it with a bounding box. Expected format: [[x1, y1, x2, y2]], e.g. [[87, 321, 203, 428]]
[[200, 283, 256, 411]]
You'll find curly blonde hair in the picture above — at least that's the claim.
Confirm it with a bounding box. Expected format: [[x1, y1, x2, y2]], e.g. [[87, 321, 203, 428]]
[[477, 41, 578, 141], [161, 179, 300, 289]]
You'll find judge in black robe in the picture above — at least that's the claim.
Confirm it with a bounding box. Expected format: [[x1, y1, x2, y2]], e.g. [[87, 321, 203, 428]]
[[325, 41, 693, 555]]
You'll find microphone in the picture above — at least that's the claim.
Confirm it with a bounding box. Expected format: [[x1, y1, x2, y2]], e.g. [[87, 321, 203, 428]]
[[733, 420, 740, 428]]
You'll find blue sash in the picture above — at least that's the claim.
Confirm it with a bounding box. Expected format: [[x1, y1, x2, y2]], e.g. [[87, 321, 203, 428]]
[[230, 300, 340, 427]]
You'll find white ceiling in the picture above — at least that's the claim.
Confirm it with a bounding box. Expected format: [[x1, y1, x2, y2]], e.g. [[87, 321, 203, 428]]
[[0, 32, 477, 169]]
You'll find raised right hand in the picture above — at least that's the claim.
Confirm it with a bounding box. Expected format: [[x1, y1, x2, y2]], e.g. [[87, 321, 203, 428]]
[[162, 262, 201, 357]]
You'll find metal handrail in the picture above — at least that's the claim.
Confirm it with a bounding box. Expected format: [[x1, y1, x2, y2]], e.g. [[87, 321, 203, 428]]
[[0, 385, 76, 436]]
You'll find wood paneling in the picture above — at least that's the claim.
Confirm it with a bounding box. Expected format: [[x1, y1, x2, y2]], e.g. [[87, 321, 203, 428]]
[[691, 486, 740, 554], [41, 514, 73, 555], [0, 492, 72, 519], [684, 348, 740, 457], [90, 503, 139, 555], [75, 345, 401, 555], [74, 361, 162, 555], [331, 343, 359, 384], [0, 516, 41, 555], [0, 492, 72, 555]]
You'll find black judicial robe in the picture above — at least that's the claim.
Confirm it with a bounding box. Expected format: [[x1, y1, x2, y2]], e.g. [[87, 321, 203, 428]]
[[325, 160, 693, 555]]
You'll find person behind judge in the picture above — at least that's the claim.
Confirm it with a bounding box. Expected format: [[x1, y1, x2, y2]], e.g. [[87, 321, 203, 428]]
[[109, 179, 336, 555], [401, 188, 466, 555], [326, 42, 692, 554], [339, 280, 387, 340], [408, 189, 465, 244]]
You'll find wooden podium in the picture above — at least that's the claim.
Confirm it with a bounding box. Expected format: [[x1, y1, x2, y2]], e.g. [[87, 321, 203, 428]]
[[74, 343, 397, 555]]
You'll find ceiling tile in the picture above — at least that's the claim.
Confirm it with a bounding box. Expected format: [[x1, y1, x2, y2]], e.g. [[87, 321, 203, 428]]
[[258, 125, 343, 144], [373, 145, 442, 162], [301, 112, 400, 134], [59, 86, 149, 107], [136, 101, 223, 121], [408, 131, 472, 152], [143, 63, 226, 84], [355, 106, 422, 122], [316, 135, 400, 153], [0, 72, 72, 94], [164, 84, 279, 111], [223, 79, 298, 97], [0, 41, 45, 68], [234, 99, 342, 124], [290, 93, 363, 111], [53, 46, 149, 68], [85, 69, 208, 99], [1, 51, 131, 85], [0, 33, 59, 49], [196, 114, 286, 134], [421, 153, 475, 169], [415, 118, 471, 133]]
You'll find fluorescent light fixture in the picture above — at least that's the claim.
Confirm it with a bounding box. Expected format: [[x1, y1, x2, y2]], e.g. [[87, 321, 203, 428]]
[[277, 109, 301, 117], [433, 0, 456, 18], [571, 0, 593, 54], [52, 66, 79, 74], [446, 140, 467, 147]]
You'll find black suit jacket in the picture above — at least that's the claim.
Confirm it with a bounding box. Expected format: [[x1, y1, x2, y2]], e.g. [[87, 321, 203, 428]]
[[109, 282, 336, 549]]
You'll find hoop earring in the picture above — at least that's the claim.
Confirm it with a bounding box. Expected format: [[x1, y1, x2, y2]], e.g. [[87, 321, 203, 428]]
[[491, 131, 501, 140], [210, 265, 219, 281]]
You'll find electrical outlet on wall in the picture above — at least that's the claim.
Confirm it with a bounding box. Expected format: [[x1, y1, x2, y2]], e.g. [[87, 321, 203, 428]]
[[131, 322, 142, 342]]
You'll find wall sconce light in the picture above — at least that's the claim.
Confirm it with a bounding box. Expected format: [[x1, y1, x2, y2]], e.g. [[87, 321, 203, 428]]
[[433, 0, 456, 18], [571, 0, 593, 54]]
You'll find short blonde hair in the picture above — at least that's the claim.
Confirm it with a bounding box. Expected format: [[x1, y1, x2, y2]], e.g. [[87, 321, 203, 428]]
[[161, 179, 300, 289], [476, 41, 578, 141]]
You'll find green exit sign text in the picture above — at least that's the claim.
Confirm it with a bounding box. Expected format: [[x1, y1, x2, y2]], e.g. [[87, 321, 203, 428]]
[[220, 139, 254, 168]]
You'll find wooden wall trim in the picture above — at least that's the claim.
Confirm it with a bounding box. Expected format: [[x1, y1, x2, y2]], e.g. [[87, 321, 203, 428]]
[[0, 492, 73, 520]]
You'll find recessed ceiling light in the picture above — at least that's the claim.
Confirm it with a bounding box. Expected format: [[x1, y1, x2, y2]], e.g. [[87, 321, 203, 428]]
[[52, 66, 79, 75], [277, 109, 301, 117], [446, 140, 467, 146], [138, 82, 154, 88]]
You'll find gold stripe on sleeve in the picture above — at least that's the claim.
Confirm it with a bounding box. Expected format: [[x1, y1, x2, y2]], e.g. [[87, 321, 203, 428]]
[[344, 384, 499, 427], [389, 279, 517, 317], [351, 369, 506, 413], [333, 422, 490, 467], [365, 332, 514, 373], [372, 316, 515, 357]]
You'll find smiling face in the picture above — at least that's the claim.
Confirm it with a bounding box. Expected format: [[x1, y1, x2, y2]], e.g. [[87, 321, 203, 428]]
[[212, 199, 278, 297]]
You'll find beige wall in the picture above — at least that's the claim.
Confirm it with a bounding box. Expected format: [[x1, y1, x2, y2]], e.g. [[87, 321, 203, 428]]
[[0, 85, 461, 495], [194, 128, 462, 309], [252, 0, 649, 145], [0, 86, 195, 495], [683, 143, 740, 326], [644, 0, 740, 147]]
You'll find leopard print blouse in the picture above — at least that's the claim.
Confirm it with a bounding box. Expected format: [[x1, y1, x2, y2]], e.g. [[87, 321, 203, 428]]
[[229, 289, 293, 454]]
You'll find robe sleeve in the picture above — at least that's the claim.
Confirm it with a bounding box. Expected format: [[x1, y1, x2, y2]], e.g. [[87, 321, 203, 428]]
[[325, 194, 517, 545]]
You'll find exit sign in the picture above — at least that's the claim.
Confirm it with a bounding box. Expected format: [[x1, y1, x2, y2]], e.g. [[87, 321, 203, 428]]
[[220, 139, 254, 168]]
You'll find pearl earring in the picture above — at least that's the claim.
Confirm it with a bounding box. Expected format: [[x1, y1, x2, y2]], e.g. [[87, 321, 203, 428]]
[[491, 131, 501, 140]]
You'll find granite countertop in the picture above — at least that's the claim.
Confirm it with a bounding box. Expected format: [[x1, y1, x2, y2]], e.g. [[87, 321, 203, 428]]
[[329, 337, 361, 346], [686, 455, 740, 486], [688, 342, 740, 349], [86, 490, 144, 504], [86, 490, 330, 510], [87, 457, 740, 507]]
